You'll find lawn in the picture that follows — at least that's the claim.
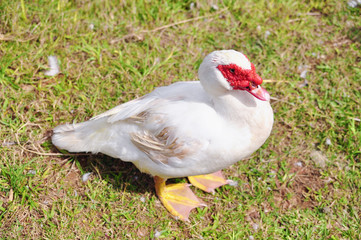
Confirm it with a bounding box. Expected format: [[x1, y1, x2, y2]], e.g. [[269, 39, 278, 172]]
[[0, 0, 360, 239]]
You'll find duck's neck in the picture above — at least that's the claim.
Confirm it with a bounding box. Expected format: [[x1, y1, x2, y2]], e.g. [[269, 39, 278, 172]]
[[212, 90, 274, 148], [212, 90, 259, 123]]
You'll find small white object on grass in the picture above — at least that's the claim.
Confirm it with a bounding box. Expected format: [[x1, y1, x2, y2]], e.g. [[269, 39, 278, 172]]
[[227, 179, 238, 187], [27, 170, 36, 175], [154, 230, 163, 238], [2, 141, 16, 146], [298, 64, 309, 82], [252, 223, 259, 231], [211, 4, 219, 10], [348, 0, 361, 7], [82, 172, 92, 182], [294, 161, 303, 167], [300, 70, 308, 79], [190, 2, 195, 10], [325, 138, 332, 146], [44, 55, 60, 76], [310, 151, 328, 168], [298, 64, 309, 74]]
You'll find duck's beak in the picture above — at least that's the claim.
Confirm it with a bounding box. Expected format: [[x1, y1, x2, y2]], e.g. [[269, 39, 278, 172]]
[[248, 83, 270, 101]]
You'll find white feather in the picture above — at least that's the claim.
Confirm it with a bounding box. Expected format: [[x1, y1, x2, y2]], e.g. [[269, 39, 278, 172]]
[[44, 55, 60, 76]]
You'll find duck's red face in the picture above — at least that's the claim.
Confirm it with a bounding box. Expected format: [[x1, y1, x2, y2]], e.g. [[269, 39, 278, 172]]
[[217, 63, 270, 101]]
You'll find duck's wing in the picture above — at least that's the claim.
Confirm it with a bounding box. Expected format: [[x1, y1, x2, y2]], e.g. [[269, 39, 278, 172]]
[[104, 81, 214, 166], [90, 96, 157, 122], [91, 81, 209, 123], [52, 81, 215, 166]]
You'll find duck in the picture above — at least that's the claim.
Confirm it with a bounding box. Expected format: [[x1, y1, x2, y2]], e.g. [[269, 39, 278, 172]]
[[52, 50, 274, 221]]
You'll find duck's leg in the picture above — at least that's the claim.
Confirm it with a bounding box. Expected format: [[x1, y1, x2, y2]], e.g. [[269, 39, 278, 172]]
[[154, 176, 206, 221], [188, 170, 228, 193]]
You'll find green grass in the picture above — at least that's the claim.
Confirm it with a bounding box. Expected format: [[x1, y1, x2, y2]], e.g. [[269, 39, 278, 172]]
[[0, 0, 360, 238]]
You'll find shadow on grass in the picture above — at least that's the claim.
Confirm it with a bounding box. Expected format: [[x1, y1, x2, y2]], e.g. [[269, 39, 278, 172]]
[[52, 143, 155, 195]]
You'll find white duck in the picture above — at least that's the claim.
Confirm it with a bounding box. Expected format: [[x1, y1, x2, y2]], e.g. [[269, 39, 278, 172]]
[[52, 50, 274, 221]]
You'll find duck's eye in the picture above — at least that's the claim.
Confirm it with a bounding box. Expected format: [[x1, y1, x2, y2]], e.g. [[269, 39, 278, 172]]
[[229, 68, 235, 73]]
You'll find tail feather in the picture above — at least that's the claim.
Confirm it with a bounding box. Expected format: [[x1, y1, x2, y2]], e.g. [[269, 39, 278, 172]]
[[52, 119, 109, 153]]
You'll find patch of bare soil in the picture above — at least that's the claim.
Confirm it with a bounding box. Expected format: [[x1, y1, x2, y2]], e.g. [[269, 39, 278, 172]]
[[273, 159, 332, 210]]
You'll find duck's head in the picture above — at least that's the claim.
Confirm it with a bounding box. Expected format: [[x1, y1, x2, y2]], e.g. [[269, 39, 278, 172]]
[[198, 50, 270, 101]]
